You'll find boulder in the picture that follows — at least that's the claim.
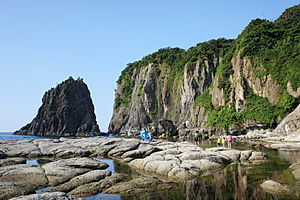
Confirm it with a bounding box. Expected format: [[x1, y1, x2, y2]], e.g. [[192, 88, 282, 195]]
[[158, 119, 178, 137], [261, 180, 293, 195]]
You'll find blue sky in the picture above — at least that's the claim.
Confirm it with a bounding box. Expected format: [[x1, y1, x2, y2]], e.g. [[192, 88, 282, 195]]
[[0, 0, 299, 132]]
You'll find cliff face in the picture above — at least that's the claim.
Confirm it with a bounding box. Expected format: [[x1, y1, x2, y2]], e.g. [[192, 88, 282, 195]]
[[109, 5, 300, 136], [14, 77, 100, 136], [108, 41, 229, 135]]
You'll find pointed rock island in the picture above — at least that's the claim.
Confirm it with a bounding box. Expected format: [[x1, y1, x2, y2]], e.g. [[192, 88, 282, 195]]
[[14, 77, 100, 136]]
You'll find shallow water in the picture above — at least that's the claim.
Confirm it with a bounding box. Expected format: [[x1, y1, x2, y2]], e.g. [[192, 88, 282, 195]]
[[96, 141, 300, 200], [1, 132, 299, 199]]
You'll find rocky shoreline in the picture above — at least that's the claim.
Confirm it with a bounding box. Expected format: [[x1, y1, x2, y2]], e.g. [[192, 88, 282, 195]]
[[0, 137, 271, 199]]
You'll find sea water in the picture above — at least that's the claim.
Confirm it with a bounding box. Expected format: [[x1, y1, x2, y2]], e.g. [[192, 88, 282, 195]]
[[0, 132, 43, 140]]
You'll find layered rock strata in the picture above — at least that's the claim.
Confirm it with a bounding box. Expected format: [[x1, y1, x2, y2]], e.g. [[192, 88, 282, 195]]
[[14, 77, 100, 136]]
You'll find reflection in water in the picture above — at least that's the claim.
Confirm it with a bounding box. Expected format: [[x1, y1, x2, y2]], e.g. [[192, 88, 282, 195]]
[[26, 160, 38, 165], [183, 164, 272, 200], [112, 147, 298, 200], [180, 148, 300, 200], [85, 193, 121, 200]]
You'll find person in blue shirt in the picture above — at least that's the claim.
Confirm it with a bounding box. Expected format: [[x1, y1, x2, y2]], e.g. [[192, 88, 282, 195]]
[[141, 130, 152, 141]]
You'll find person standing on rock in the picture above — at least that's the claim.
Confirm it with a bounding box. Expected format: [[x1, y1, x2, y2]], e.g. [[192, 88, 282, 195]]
[[227, 134, 232, 149], [222, 137, 226, 147], [217, 137, 221, 146], [194, 132, 200, 145]]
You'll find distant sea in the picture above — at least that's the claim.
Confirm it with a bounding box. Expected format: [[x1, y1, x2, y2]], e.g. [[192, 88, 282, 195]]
[[0, 132, 113, 140], [0, 132, 57, 140]]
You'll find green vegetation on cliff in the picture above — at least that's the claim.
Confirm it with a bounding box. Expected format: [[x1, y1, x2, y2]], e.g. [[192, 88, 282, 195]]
[[205, 5, 300, 128], [116, 38, 234, 111], [237, 4, 300, 89], [114, 5, 299, 129]]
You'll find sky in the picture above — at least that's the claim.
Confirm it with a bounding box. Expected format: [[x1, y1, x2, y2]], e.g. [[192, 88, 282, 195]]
[[0, 0, 299, 132]]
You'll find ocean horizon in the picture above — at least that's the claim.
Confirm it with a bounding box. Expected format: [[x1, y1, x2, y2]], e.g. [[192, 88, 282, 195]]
[[0, 132, 68, 140]]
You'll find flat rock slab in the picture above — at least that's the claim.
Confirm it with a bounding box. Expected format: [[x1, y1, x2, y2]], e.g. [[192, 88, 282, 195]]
[[9, 192, 83, 200], [42, 157, 109, 186], [34, 139, 92, 158], [45, 169, 111, 193], [68, 173, 129, 197], [129, 144, 267, 181], [0, 164, 48, 200], [103, 176, 164, 195], [0, 140, 41, 157], [0, 157, 26, 167]]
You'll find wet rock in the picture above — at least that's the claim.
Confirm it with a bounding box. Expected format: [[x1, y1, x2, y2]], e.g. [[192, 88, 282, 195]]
[[0, 150, 7, 159], [37, 158, 54, 165], [9, 192, 82, 200], [261, 180, 293, 195], [0, 157, 26, 167], [103, 176, 161, 194], [69, 173, 128, 197], [42, 157, 108, 186], [290, 162, 300, 181], [45, 170, 111, 193], [0, 164, 48, 200]]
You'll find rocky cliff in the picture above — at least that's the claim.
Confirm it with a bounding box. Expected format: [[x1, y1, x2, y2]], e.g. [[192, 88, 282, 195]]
[[109, 5, 300, 137], [14, 77, 100, 136]]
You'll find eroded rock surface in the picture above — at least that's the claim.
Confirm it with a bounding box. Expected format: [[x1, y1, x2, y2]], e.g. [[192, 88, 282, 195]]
[[0, 137, 269, 199], [129, 142, 267, 181], [69, 173, 129, 197], [42, 158, 108, 186]]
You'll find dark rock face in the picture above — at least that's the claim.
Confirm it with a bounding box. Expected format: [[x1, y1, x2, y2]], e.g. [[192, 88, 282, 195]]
[[14, 77, 100, 136]]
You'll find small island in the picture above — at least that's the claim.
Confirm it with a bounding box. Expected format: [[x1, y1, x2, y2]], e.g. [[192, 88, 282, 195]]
[[14, 77, 101, 137]]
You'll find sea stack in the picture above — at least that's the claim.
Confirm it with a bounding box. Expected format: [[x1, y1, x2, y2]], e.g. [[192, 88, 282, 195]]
[[14, 76, 101, 136]]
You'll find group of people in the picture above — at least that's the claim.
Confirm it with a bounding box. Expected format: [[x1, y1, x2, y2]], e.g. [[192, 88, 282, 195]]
[[141, 129, 233, 149], [217, 134, 232, 148], [193, 131, 233, 149]]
